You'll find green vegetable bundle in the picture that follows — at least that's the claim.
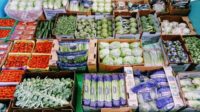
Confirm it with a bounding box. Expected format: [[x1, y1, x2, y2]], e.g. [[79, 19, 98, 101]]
[[185, 37, 200, 63], [54, 16, 76, 36], [141, 14, 160, 32], [14, 77, 74, 109], [115, 16, 137, 34]]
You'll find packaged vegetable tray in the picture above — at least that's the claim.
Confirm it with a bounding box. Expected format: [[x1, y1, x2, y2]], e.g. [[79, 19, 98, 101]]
[[82, 73, 128, 111], [131, 66, 184, 111]]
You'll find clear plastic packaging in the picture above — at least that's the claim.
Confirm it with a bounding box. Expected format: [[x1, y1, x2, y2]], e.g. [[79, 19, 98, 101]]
[[5, 0, 43, 22]]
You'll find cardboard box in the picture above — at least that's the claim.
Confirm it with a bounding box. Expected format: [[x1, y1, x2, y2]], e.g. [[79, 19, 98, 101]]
[[57, 39, 97, 72], [139, 10, 161, 41], [159, 16, 196, 35], [81, 70, 136, 111], [95, 15, 114, 39], [101, 107, 132, 112], [0, 99, 12, 112], [114, 11, 142, 39], [3, 53, 31, 70], [182, 35, 200, 71], [34, 20, 56, 39], [10, 40, 35, 53], [11, 71, 76, 111], [176, 72, 200, 111], [132, 66, 184, 111], [98, 39, 144, 72], [54, 13, 77, 40], [161, 35, 192, 72], [169, 3, 190, 16]]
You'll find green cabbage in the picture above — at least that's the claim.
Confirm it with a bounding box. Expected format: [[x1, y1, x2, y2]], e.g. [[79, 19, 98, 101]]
[[100, 49, 109, 59], [123, 56, 135, 65], [130, 42, 140, 48], [134, 57, 143, 64], [132, 48, 143, 57], [121, 48, 132, 57], [120, 42, 129, 48], [110, 49, 121, 58], [100, 42, 109, 49], [102, 56, 114, 65], [113, 57, 123, 65], [110, 41, 121, 49]]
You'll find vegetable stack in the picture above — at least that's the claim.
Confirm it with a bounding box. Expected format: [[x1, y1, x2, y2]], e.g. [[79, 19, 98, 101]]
[[99, 41, 143, 65], [141, 14, 160, 32], [54, 15, 76, 38], [14, 76, 74, 109], [83, 73, 126, 108], [132, 70, 176, 111], [184, 36, 200, 63], [163, 40, 189, 63], [35, 20, 55, 39], [57, 40, 89, 71]]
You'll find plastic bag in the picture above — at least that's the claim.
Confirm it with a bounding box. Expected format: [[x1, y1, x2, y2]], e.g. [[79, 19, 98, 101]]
[[5, 0, 43, 22]]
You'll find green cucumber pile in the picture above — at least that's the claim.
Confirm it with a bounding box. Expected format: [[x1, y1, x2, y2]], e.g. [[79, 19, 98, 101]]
[[35, 20, 54, 39]]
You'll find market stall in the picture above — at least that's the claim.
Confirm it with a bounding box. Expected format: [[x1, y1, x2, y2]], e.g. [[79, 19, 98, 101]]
[[1, 0, 200, 112]]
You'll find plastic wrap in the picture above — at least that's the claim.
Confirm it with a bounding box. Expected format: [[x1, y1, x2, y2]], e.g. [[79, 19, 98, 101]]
[[5, 0, 43, 22]]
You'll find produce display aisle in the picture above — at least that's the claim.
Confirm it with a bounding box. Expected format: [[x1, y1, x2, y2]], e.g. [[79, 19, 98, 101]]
[[1, 0, 200, 112]]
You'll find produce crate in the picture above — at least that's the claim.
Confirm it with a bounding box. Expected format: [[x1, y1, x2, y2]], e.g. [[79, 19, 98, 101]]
[[3, 53, 31, 70], [34, 40, 54, 54], [54, 13, 77, 40], [98, 39, 144, 72], [10, 40, 35, 53], [81, 72, 130, 111], [182, 35, 200, 71], [139, 10, 161, 40], [113, 0, 129, 14], [132, 66, 184, 111], [0, 18, 18, 28], [0, 99, 12, 112], [169, 3, 190, 16], [0, 41, 13, 68], [57, 39, 97, 72], [114, 11, 142, 39], [27, 53, 51, 71], [148, 0, 170, 16], [161, 35, 192, 72], [101, 107, 132, 112], [75, 15, 96, 39], [10, 22, 37, 40], [95, 15, 114, 39], [176, 72, 200, 111], [11, 71, 76, 111], [43, 8, 66, 20], [34, 20, 56, 40], [0, 28, 13, 41], [159, 16, 196, 35], [128, 0, 151, 12]]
